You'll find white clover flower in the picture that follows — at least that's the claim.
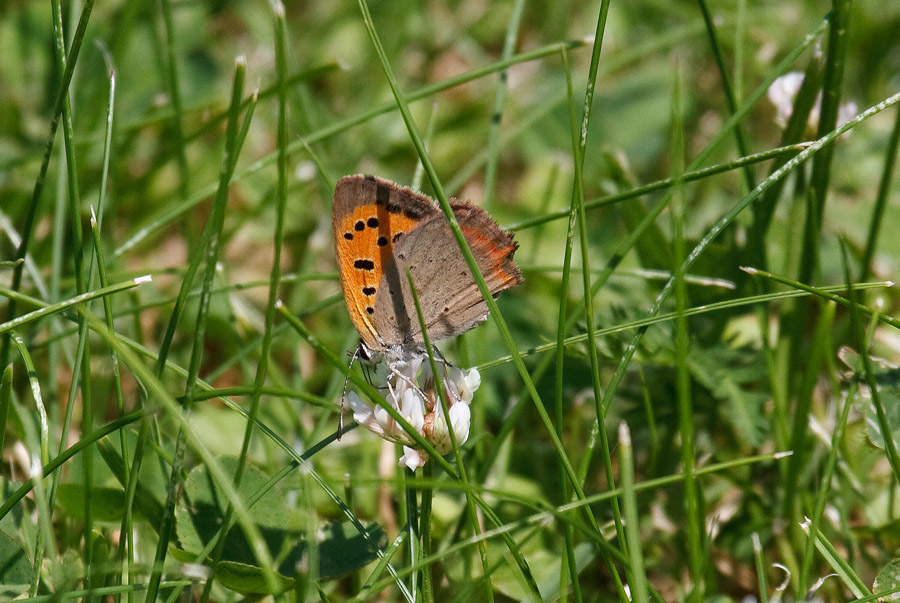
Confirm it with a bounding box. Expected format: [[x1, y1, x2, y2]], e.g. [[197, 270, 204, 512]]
[[347, 354, 480, 469], [767, 71, 858, 134]]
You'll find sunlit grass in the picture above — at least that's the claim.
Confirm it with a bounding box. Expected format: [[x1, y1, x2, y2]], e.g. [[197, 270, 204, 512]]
[[2, 0, 900, 601]]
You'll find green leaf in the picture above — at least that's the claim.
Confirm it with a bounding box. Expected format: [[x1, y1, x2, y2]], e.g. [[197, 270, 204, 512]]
[[175, 457, 385, 585], [0, 528, 32, 587], [860, 357, 900, 452], [689, 344, 769, 447], [56, 483, 129, 522], [214, 560, 293, 595], [318, 520, 386, 579], [95, 437, 165, 529], [873, 557, 900, 599]]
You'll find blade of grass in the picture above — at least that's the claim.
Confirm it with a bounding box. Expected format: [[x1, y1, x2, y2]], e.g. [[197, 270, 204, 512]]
[[10, 331, 54, 596], [201, 4, 288, 598], [405, 269, 497, 601], [13, 4, 98, 584], [356, 0, 590, 523], [595, 91, 900, 481], [0, 277, 152, 334], [808, 0, 851, 245], [618, 423, 649, 603], [510, 143, 813, 232], [841, 242, 900, 484], [782, 301, 834, 526], [740, 266, 900, 330], [90, 209, 135, 592], [158, 0, 190, 205], [752, 533, 769, 603], [799, 301, 872, 593], [800, 520, 869, 598], [111, 37, 588, 258], [121, 61, 260, 600], [483, 0, 525, 212], [860, 103, 900, 282], [0, 0, 95, 366], [670, 60, 705, 598], [553, 49, 585, 602], [696, 0, 755, 192], [356, 451, 791, 599], [748, 49, 824, 265], [0, 365, 10, 454], [145, 56, 265, 602], [478, 280, 892, 372], [562, 18, 631, 590], [484, 19, 831, 487]]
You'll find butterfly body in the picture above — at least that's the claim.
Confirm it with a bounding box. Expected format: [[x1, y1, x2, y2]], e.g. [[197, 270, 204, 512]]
[[333, 175, 521, 360]]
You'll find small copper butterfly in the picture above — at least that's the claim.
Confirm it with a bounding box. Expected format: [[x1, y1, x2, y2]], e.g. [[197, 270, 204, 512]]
[[332, 175, 522, 360]]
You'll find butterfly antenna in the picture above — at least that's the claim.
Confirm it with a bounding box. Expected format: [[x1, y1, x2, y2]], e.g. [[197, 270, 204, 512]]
[[339, 344, 363, 440]]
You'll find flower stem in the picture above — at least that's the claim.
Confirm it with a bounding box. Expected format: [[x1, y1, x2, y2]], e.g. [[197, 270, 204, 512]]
[[420, 459, 435, 603], [404, 466, 419, 597]]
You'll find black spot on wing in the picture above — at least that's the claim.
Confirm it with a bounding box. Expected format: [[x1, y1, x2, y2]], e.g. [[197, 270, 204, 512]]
[[354, 259, 375, 270]]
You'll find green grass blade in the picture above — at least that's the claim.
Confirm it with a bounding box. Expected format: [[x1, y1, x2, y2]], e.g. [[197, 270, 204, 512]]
[[618, 423, 648, 603], [802, 522, 869, 598], [483, 0, 526, 211], [860, 104, 900, 282], [696, 0, 755, 192], [671, 61, 704, 598], [0, 364, 10, 454], [0, 277, 151, 335], [0, 0, 95, 366], [841, 243, 900, 484], [355, 0, 590, 528], [158, 0, 190, 204], [554, 48, 587, 601]]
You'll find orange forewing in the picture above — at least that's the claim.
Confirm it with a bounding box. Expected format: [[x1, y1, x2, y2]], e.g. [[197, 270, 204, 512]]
[[334, 198, 424, 349]]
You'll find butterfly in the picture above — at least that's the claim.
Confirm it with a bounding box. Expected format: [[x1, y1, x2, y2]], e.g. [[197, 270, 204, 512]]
[[332, 175, 522, 361]]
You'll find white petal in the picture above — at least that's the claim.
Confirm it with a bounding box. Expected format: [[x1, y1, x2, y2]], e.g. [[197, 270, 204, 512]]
[[399, 446, 427, 470], [767, 72, 804, 127], [373, 404, 395, 436], [348, 392, 383, 435], [401, 389, 426, 431], [458, 367, 481, 403], [449, 401, 471, 445]]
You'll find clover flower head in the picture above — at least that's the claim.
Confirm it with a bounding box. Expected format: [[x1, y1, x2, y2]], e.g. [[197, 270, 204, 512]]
[[347, 353, 480, 470], [767, 71, 858, 134]]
